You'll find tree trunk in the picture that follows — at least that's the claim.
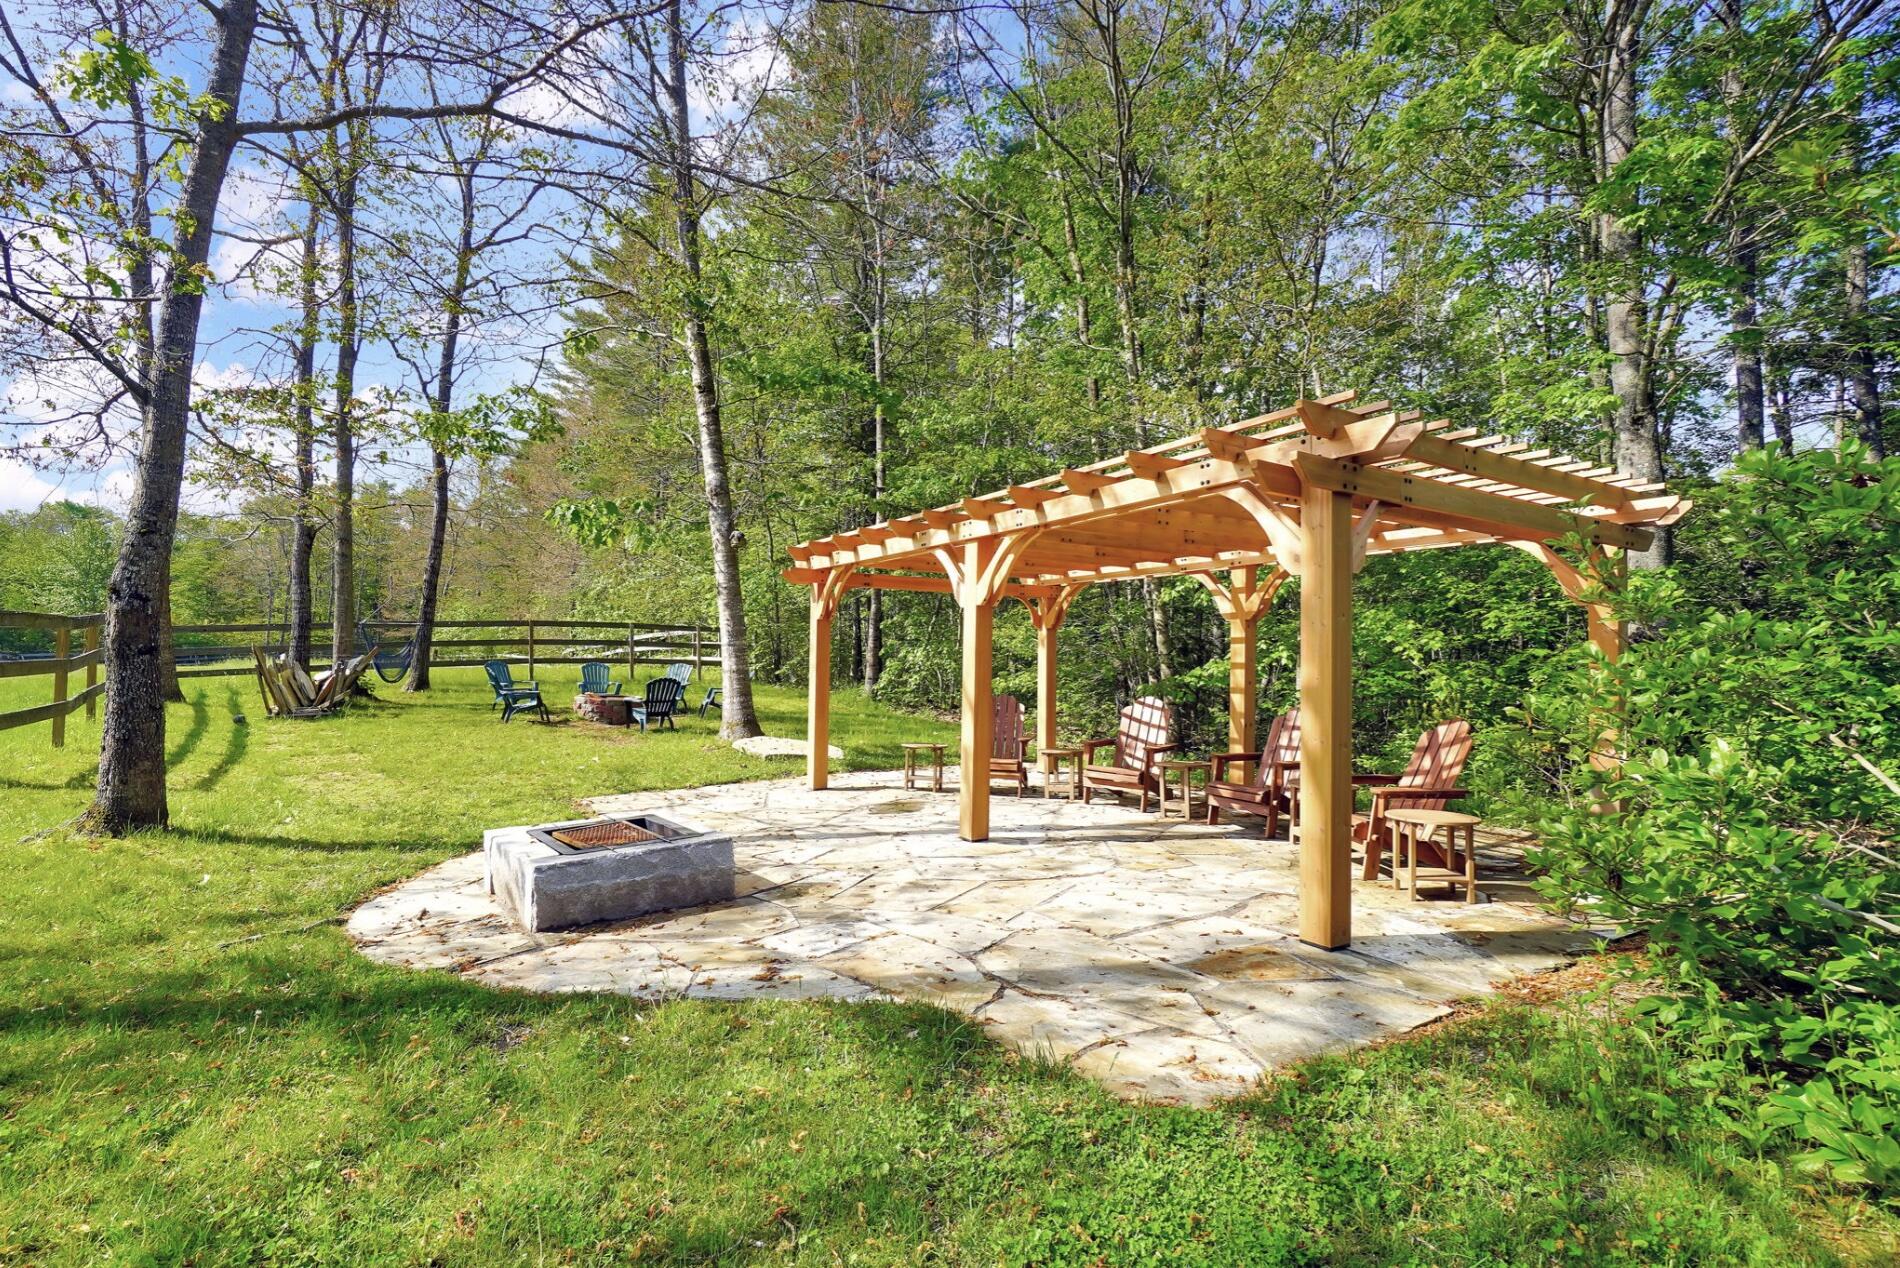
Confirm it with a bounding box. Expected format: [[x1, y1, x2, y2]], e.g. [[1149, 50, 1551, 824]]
[[407, 448, 450, 691], [407, 160, 478, 692], [1732, 238, 1765, 451], [86, 0, 257, 833], [1844, 233, 1884, 458], [115, 27, 184, 705], [1056, 173, 1099, 407], [1719, 0, 1765, 453], [289, 198, 321, 672], [1598, 6, 1666, 567], [666, 0, 760, 739], [1769, 367, 1795, 449], [329, 132, 361, 669]]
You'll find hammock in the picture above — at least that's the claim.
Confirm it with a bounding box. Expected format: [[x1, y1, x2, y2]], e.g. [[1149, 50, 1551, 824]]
[[357, 621, 418, 684]]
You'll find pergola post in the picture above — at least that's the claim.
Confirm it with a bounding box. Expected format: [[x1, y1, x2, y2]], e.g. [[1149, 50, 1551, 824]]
[[1027, 585, 1082, 759], [937, 536, 1036, 842], [1297, 483, 1354, 950], [961, 590, 995, 839], [806, 568, 855, 791], [1196, 566, 1288, 781], [806, 590, 832, 791]]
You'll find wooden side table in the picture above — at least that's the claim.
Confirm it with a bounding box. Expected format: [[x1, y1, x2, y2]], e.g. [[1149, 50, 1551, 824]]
[[1039, 746, 1082, 800], [901, 742, 947, 792], [1386, 808, 1483, 903], [1156, 758, 1212, 822]]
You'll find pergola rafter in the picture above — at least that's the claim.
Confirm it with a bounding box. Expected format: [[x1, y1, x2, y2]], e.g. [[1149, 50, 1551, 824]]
[[786, 391, 1689, 950]]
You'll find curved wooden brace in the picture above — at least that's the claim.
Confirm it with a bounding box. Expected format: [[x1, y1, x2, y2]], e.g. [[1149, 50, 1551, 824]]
[[935, 530, 1044, 608], [1019, 581, 1084, 630], [811, 565, 859, 618], [1220, 484, 1302, 578], [1350, 500, 1385, 573], [1193, 564, 1290, 624]]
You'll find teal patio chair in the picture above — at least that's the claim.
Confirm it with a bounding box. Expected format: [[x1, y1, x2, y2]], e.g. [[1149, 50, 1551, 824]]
[[484, 660, 547, 723], [580, 662, 622, 696], [631, 676, 685, 732]]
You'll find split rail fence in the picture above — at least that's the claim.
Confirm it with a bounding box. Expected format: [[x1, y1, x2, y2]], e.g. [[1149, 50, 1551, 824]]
[[0, 612, 719, 748]]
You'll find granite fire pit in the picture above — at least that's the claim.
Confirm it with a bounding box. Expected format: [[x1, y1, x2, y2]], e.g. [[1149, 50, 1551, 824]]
[[484, 812, 734, 932]]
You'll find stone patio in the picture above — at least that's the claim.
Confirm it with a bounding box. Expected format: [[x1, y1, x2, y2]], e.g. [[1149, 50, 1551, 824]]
[[348, 770, 1601, 1104]]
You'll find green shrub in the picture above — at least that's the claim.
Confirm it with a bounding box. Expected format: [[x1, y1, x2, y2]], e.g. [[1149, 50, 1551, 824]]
[[1527, 444, 1900, 1195]]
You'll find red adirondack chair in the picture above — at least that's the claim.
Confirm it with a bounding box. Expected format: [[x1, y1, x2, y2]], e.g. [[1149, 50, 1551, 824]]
[[1080, 697, 1179, 811], [990, 694, 1030, 796], [1206, 708, 1301, 835], [1282, 719, 1473, 878]]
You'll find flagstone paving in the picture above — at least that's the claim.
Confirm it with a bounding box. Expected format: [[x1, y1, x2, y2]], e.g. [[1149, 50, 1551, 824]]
[[348, 770, 1602, 1104]]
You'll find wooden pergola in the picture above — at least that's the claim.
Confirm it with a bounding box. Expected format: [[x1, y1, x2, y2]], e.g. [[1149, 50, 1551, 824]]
[[784, 391, 1689, 949]]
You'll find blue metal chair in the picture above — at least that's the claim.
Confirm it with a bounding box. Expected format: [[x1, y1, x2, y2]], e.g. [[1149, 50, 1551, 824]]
[[484, 660, 547, 723], [630, 676, 685, 731], [580, 661, 622, 695]]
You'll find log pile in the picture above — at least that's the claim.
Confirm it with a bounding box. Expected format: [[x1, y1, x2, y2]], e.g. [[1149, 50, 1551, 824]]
[[250, 645, 377, 718]]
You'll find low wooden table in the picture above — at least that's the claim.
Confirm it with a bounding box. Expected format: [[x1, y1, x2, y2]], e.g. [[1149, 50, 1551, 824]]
[[901, 742, 947, 792], [1386, 808, 1483, 903], [1156, 758, 1212, 822], [1039, 746, 1082, 800]]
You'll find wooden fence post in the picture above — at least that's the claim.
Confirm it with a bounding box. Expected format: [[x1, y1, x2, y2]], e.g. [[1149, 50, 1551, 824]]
[[84, 624, 99, 719], [527, 621, 536, 680], [628, 624, 637, 678], [51, 624, 69, 748], [693, 627, 703, 679]]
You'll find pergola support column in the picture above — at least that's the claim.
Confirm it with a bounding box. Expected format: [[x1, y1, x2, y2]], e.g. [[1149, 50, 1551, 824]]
[[1027, 585, 1083, 759], [805, 568, 856, 791], [1297, 484, 1354, 950], [938, 536, 1038, 842], [1195, 566, 1290, 781]]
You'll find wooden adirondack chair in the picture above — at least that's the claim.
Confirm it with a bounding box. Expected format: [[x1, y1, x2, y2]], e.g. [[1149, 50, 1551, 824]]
[[1347, 720, 1474, 879], [580, 662, 622, 695], [990, 694, 1029, 796], [1282, 719, 1473, 876], [1080, 697, 1179, 811], [1206, 708, 1301, 835]]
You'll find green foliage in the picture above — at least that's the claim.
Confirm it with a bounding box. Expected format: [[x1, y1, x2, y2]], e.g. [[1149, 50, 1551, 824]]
[[1530, 445, 1900, 1193], [0, 502, 117, 651]]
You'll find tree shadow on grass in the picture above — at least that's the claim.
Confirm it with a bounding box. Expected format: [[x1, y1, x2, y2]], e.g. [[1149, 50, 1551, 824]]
[[191, 689, 249, 791], [0, 941, 995, 1090], [0, 769, 97, 792], [165, 692, 210, 769], [176, 826, 463, 855]]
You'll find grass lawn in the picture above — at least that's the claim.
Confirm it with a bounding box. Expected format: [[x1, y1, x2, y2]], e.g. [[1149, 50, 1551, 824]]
[[0, 665, 1892, 1265]]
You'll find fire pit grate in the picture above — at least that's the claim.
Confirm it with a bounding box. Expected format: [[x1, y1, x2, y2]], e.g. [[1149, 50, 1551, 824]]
[[546, 820, 657, 850], [526, 813, 695, 857]]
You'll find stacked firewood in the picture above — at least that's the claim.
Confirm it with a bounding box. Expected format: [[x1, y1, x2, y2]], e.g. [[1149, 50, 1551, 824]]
[[249, 645, 377, 718]]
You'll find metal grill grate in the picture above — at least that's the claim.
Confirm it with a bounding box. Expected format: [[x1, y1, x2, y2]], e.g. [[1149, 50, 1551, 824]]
[[546, 820, 659, 850]]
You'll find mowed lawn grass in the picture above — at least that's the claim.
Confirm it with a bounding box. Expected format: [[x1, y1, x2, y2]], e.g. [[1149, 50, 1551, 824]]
[[0, 665, 1891, 1266]]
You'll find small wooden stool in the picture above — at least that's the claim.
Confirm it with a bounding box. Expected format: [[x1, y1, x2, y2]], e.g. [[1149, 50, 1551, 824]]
[[901, 742, 947, 792], [1386, 808, 1483, 903], [1156, 758, 1212, 822], [1039, 746, 1083, 800]]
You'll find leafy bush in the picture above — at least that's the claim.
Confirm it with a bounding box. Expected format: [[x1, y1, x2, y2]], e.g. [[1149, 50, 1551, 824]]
[[1528, 444, 1900, 1193]]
